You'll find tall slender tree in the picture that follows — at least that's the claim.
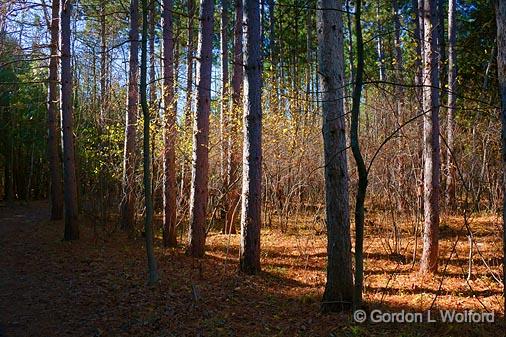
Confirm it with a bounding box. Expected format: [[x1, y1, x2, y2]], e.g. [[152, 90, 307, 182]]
[[317, 0, 354, 312], [60, 0, 79, 240], [239, 0, 262, 274], [187, 0, 214, 258], [47, 0, 63, 221], [220, 0, 230, 232], [120, 0, 140, 232], [445, 0, 456, 210], [494, 0, 506, 317], [420, 0, 441, 274], [141, 0, 158, 284], [162, 0, 177, 247]]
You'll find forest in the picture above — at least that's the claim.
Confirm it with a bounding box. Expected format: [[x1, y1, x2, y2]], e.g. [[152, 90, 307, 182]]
[[0, 0, 505, 336]]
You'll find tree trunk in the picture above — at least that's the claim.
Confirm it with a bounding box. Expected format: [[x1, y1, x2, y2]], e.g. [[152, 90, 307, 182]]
[[445, 0, 456, 211], [239, 0, 262, 275], [162, 0, 177, 247], [141, 0, 158, 284], [48, 0, 63, 220], [317, 0, 354, 312], [350, 0, 367, 310], [220, 0, 230, 230], [99, 0, 107, 128], [376, 0, 386, 82], [60, 0, 79, 240], [420, 0, 441, 274], [187, 0, 214, 258], [224, 0, 243, 235], [120, 0, 140, 233], [494, 0, 506, 320]]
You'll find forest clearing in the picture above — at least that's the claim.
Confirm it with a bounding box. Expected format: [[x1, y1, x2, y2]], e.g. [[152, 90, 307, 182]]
[[1, 0, 506, 336]]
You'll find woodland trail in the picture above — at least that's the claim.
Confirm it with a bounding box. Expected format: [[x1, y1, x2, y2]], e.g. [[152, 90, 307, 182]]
[[0, 202, 503, 336]]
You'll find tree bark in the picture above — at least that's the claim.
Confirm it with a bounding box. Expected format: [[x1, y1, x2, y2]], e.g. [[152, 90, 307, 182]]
[[239, 0, 262, 275], [445, 0, 456, 211], [141, 0, 158, 284], [317, 0, 354, 312], [162, 0, 177, 247], [220, 0, 230, 231], [420, 0, 441, 274], [99, 0, 107, 128], [187, 0, 214, 258], [47, 0, 63, 220], [60, 0, 79, 240], [120, 0, 140, 233], [224, 0, 243, 235], [494, 0, 506, 320]]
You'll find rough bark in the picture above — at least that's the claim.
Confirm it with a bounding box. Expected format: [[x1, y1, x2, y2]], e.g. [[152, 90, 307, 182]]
[[141, 0, 158, 284], [494, 0, 506, 319], [99, 0, 107, 128], [120, 0, 139, 232], [317, 0, 354, 312], [162, 0, 177, 247], [420, 0, 441, 274], [187, 0, 214, 258], [60, 0, 79, 240], [224, 0, 243, 235], [47, 0, 63, 220], [445, 0, 456, 210], [239, 0, 262, 275]]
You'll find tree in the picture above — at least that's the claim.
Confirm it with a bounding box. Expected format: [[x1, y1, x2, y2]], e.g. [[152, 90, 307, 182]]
[[445, 0, 456, 210], [239, 0, 262, 275], [141, 0, 158, 284], [224, 0, 243, 235], [187, 0, 214, 258], [60, 0, 79, 240], [120, 0, 139, 233], [317, 0, 354, 312], [162, 0, 177, 247], [494, 0, 506, 319], [419, 0, 441, 274], [47, 0, 63, 220], [220, 0, 230, 233]]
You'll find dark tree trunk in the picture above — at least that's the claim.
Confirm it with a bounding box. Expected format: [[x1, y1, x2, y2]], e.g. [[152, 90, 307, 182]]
[[220, 0, 230, 230], [317, 0, 354, 313], [187, 0, 214, 258], [239, 0, 263, 275], [60, 0, 79, 240]]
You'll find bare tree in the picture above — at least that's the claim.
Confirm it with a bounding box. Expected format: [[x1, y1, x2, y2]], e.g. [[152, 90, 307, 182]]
[[120, 0, 139, 233], [187, 0, 214, 258], [420, 0, 441, 274], [47, 0, 63, 220], [239, 0, 262, 274], [445, 0, 456, 210], [60, 0, 79, 240], [494, 0, 506, 318], [162, 0, 177, 247], [317, 0, 354, 312]]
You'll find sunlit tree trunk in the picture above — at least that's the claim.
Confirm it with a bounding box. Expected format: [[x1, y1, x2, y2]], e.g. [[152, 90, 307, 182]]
[[420, 0, 441, 274], [445, 0, 456, 211], [187, 0, 214, 258], [494, 0, 506, 317], [162, 0, 177, 247], [60, 0, 79, 240], [141, 0, 158, 284], [120, 0, 139, 232], [239, 0, 262, 275], [317, 0, 354, 312], [47, 0, 63, 220]]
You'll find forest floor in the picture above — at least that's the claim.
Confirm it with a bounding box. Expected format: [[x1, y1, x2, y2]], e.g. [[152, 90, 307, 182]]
[[0, 201, 504, 337]]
